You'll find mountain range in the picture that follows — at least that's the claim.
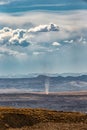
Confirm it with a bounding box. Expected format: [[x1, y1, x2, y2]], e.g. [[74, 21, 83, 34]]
[[0, 73, 87, 78]]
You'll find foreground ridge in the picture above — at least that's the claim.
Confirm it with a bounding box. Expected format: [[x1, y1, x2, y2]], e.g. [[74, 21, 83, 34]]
[[0, 107, 87, 130]]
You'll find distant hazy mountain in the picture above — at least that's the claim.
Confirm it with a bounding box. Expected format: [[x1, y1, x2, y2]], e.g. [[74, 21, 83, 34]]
[[35, 75, 87, 92], [0, 73, 86, 78], [36, 74, 87, 81], [0, 74, 87, 92]]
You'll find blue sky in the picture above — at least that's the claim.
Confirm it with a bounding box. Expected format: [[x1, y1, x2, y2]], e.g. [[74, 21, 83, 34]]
[[0, 0, 87, 75], [0, 0, 87, 12]]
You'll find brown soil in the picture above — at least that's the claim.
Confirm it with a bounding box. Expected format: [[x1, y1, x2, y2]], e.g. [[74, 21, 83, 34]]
[[0, 107, 87, 130]]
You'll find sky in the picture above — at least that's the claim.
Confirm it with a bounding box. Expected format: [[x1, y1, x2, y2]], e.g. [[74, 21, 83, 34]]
[[0, 0, 87, 75]]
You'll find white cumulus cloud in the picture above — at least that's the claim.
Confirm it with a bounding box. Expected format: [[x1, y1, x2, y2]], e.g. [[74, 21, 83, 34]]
[[52, 42, 61, 46], [0, 23, 60, 48], [64, 40, 74, 44], [0, 27, 30, 47], [0, 23, 86, 58], [28, 23, 60, 33]]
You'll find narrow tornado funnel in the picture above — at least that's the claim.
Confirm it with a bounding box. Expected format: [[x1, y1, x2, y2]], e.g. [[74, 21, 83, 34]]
[[45, 78, 49, 94]]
